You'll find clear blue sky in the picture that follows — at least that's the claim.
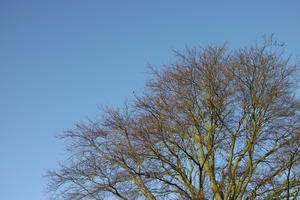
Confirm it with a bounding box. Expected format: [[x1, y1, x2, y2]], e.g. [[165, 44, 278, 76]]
[[0, 1, 299, 199]]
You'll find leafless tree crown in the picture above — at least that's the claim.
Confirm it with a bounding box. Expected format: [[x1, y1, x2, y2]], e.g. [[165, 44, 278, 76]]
[[46, 37, 300, 200]]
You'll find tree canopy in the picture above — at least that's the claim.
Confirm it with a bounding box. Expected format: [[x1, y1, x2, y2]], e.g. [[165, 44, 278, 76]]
[[47, 37, 300, 200]]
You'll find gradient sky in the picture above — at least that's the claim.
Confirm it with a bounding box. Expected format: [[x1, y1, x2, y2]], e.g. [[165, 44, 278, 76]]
[[0, 1, 299, 200]]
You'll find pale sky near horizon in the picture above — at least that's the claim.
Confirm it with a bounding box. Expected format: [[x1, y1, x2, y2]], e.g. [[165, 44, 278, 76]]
[[1, 1, 300, 200]]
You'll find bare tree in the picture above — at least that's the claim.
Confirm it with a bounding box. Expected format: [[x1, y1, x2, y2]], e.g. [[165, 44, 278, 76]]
[[46, 37, 300, 200]]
